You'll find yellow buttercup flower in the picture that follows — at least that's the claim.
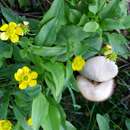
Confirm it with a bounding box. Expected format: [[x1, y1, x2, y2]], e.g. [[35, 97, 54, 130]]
[[0, 22, 24, 43], [0, 120, 12, 130], [14, 66, 38, 90], [27, 117, 32, 126], [72, 56, 85, 71]]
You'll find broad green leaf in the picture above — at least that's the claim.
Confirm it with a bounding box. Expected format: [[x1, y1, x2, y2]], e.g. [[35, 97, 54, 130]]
[[99, 0, 120, 19], [78, 14, 88, 26], [68, 9, 81, 24], [30, 45, 67, 57], [119, 0, 128, 17], [24, 85, 41, 98], [15, 91, 32, 115], [43, 62, 65, 101], [35, 0, 66, 45], [32, 93, 49, 130], [126, 119, 130, 130], [101, 16, 130, 31], [42, 100, 61, 130], [96, 114, 110, 130], [57, 25, 89, 45], [83, 21, 99, 32], [107, 33, 128, 58], [1, 5, 24, 23], [80, 34, 102, 58], [89, 0, 106, 14]]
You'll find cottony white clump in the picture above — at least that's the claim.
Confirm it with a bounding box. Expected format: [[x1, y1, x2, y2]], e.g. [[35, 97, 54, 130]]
[[77, 76, 114, 102], [81, 56, 118, 82]]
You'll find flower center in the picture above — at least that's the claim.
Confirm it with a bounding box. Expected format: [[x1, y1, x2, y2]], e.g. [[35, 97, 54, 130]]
[[23, 75, 29, 81]]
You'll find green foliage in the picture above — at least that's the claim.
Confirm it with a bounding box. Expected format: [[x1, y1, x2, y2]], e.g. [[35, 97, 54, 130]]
[[43, 62, 65, 101], [0, 0, 130, 130], [35, 0, 66, 45], [107, 33, 129, 58], [32, 93, 49, 130], [96, 114, 110, 130]]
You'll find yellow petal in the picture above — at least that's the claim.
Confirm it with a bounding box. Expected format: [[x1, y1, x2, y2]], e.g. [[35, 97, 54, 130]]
[[19, 81, 28, 89], [9, 22, 17, 29], [29, 80, 37, 87], [0, 24, 8, 31], [14, 72, 21, 81], [15, 26, 24, 36], [0, 32, 9, 40], [22, 66, 30, 74], [30, 71, 38, 79], [27, 118, 32, 126], [10, 34, 19, 43]]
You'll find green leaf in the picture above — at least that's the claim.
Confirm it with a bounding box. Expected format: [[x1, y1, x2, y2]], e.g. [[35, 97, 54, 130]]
[[0, 42, 13, 67], [43, 62, 65, 102], [32, 93, 49, 130], [68, 9, 81, 24], [30, 45, 67, 57], [35, 0, 66, 45], [89, 0, 106, 14], [126, 119, 130, 130], [1, 5, 24, 23], [107, 33, 128, 58], [15, 91, 32, 115], [99, 0, 120, 19], [80, 34, 102, 58], [24, 85, 41, 98], [83, 21, 99, 32], [65, 121, 77, 130], [41, 98, 66, 130], [0, 42, 13, 58], [0, 91, 10, 119], [42, 99, 61, 130], [119, 0, 128, 17], [101, 16, 130, 31], [96, 114, 110, 130]]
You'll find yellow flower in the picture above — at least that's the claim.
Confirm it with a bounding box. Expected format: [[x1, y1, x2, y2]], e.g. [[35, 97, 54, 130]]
[[27, 117, 32, 126], [0, 22, 24, 43], [72, 56, 85, 71], [0, 120, 12, 130], [14, 66, 38, 90]]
